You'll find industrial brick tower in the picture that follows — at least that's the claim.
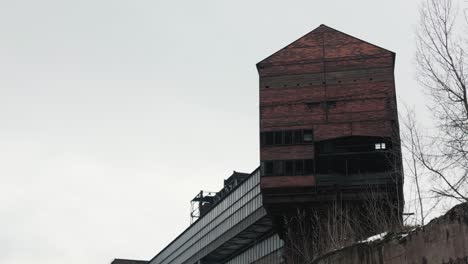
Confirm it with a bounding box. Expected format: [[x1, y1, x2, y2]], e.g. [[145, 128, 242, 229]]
[[257, 25, 404, 242]]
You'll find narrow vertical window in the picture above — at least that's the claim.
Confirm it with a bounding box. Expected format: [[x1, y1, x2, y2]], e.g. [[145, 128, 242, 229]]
[[294, 130, 303, 144], [265, 132, 274, 145], [274, 160, 284, 175], [304, 159, 314, 174], [284, 131, 293, 144], [294, 160, 304, 175], [264, 161, 274, 176], [274, 131, 283, 145], [284, 160, 294, 175], [303, 129, 313, 143]]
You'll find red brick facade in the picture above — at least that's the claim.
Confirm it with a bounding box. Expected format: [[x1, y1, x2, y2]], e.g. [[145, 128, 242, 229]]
[[257, 25, 401, 199]]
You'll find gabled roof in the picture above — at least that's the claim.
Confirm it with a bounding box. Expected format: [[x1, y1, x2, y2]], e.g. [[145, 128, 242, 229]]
[[257, 24, 395, 68]]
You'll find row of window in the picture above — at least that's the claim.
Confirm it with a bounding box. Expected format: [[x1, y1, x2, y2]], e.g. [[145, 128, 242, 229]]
[[262, 153, 392, 177], [260, 129, 313, 146], [261, 159, 314, 176]]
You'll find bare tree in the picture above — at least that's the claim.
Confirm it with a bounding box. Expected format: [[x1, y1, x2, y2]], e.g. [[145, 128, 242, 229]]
[[401, 106, 427, 226], [415, 0, 468, 202]]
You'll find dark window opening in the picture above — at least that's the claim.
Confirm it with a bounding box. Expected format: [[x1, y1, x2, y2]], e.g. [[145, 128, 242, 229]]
[[284, 160, 294, 175], [317, 136, 392, 154], [315, 153, 392, 174], [261, 129, 314, 147], [265, 132, 274, 145], [294, 130, 303, 144], [263, 161, 274, 176], [303, 129, 313, 142], [274, 161, 284, 175], [262, 159, 315, 176], [294, 160, 304, 175], [284, 131, 293, 144], [306, 101, 321, 109], [304, 159, 314, 174], [274, 131, 283, 145], [315, 136, 394, 175], [325, 101, 337, 109]]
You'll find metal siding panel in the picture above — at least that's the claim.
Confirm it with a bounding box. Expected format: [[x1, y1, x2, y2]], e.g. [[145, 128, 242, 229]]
[[224, 234, 284, 264], [151, 171, 263, 264]]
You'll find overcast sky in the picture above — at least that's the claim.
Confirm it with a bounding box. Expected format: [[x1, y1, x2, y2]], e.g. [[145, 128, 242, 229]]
[[0, 1, 425, 264]]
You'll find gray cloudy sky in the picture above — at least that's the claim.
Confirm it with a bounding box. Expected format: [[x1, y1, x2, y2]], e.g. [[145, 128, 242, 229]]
[[0, 1, 423, 264]]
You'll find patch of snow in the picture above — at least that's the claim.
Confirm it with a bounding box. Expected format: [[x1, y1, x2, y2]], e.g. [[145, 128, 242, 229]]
[[359, 232, 388, 243], [399, 233, 409, 239]]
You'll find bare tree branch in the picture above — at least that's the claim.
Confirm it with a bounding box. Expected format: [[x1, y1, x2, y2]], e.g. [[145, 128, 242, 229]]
[[415, 0, 468, 202]]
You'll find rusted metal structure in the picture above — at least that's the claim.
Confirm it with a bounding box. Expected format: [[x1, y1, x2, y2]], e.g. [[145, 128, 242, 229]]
[[258, 24, 403, 222]]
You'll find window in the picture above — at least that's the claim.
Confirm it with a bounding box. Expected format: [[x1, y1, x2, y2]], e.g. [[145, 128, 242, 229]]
[[293, 130, 303, 144], [303, 129, 313, 142], [274, 131, 283, 145], [262, 159, 315, 176], [284, 160, 294, 175], [284, 131, 293, 144], [263, 161, 274, 176], [265, 132, 274, 145], [260, 129, 314, 146], [274, 161, 284, 175], [294, 160, 304, 175], [326, 101, 337, 109], [375, 143, 386, 150], [304, 159, 314, 174]]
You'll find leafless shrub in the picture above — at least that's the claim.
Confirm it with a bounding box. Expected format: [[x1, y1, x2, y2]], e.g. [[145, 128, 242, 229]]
[[282, 192, 401, 263]]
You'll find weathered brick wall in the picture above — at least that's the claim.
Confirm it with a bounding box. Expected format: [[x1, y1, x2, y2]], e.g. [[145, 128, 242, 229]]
[[261, 145, 315, 160], [258, 25, 399, 191], [257, 27, 404, 247], [312, 203, 468, 264]]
